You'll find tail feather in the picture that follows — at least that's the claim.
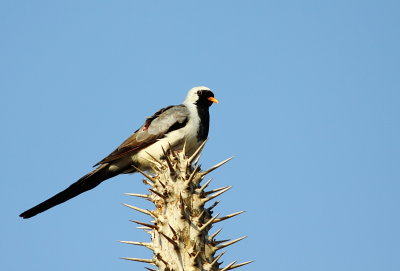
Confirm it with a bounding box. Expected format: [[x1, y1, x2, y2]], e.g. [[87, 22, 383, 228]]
[[19, 165, 115, 219]]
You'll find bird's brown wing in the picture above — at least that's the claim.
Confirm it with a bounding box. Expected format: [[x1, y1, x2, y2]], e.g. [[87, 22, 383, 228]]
[[93, 105, 189, 166]]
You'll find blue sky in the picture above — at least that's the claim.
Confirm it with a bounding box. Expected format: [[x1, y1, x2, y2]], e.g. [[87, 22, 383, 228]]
[[1, 1, 399, 270]]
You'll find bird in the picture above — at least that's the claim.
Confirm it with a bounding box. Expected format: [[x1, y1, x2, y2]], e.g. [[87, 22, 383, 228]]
[[19, 86, 218, 219]]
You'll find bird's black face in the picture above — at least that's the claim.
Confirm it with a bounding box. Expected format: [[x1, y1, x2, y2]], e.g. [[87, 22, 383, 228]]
[[195, 90, 219, 107]]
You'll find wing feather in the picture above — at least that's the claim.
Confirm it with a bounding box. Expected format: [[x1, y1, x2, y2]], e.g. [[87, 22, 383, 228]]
[[93, 105, 189, 166]]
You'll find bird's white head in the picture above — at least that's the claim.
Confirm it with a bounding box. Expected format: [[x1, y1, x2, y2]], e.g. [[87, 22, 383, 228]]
[[183, 86, 219, 107]]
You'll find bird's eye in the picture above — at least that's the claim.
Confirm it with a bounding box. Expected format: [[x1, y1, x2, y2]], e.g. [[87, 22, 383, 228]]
[[197, 90, 201, 95]]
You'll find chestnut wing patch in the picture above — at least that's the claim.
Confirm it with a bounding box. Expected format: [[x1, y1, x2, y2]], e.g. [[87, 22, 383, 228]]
[[93, 105, 189, 166]]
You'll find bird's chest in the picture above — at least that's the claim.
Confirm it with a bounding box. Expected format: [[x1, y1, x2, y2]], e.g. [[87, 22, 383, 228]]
[[133, 118, 201, 169], [166, 117, 201, 154]]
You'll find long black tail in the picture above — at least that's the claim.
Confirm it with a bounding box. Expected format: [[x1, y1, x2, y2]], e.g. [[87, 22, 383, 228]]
[[19, 164, 116, 219]]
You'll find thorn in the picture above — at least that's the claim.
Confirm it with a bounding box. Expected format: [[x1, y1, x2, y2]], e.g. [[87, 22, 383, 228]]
[[209, 228, 223, 241], [167, 142, 178, 159], [161, 146, 175, 173], [144, 151, 163, 166], [220, 260, 238, 271], [142, 156, 162, 168], [208, 200, 220, 211], [160, 232, 179, 249], [203, 186, 232, 202], [168, 224, 177, 239], [214, 239, 230, 245], [197, 210, 205, 219], [187, 165, 200, 184], [129, 220, 157, 230], [142, 179, 154, 187], [155, 253, 169, 266], [185, 161, 190, 176], [122, 203, 156, 218], [136, 226, 152, 230], [205, 186, 232, 196], [215, 236, 247, 250], [119, 241, 153, 250], [124, 193, 149, 199], [193, 153, 202, 167], [149, 188, 166, 199], [193, 251, 200, 261], [137, 227, 153, 235], [198, 178, 213, 193], [120, 257, 154, 264], [193, 241, 198, 251], [157, 179, 166, 189], [179, 193, 186, 218], [199, 213, 220, 232], [214, 211, 245, 223], [182, 139, 187, 157], [228, 261, 254, 270], [200, 157, 234, 177], [188, 139, 208, 165], [209, 251, 226, 267], [166, 142, 173, 151], [131, 165, 156, 183]]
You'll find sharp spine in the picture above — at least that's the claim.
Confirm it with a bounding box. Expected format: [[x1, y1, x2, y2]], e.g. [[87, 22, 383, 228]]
[[203, 186, 232, 202], [136, 226, 152, 230], [124, 193, 149, 199], [144, 151, 163, 166], [187, 165, 200, 184], [161, 146, 175, 173], [185, 161, 190, 175], [208, 200, 220, 211], [197, 210, 205, 219], [220, 260, 238, 271], [214, 211, 245, 223], [182, 139, 187, 157], [179, 193, 186, 218], [205, 186, 232, 196], [122, 203, 155, 218], [215, 236, 247, 250], [155, 253, 169, 266], [157, 179, 166, 189], [208, 228, 223, 241], [193, 251, 200, 261], [188, 139, 208, 165], [160, 232, 179, 249], [228, 261, 254, 270], [209, 251, 226, 267], [198, 178, 213, 192], [131, 165, 156, 183], [142, 179, 154, 187], [142, 156, 161, 167], [200, 157, 234, 176], [130, 220, 157, 230], [120, 257, 154, 264], [119, 241, 153, 250], [167, 142, 178, 159], [193, 151, 202, 166], [149, 188, 166, 199], [168, 224, 178, 238], [213, 239, 230, 245], [199, 213, 220, 232]]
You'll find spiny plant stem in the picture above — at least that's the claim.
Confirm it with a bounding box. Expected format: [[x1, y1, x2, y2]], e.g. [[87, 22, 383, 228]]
[[121, 145, 252, 271]]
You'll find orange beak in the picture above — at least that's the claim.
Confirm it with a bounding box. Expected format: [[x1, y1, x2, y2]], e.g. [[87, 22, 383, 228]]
[[208, 97, 219, 104]]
